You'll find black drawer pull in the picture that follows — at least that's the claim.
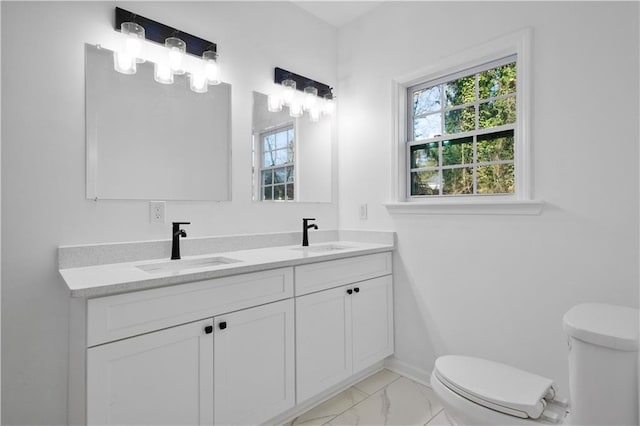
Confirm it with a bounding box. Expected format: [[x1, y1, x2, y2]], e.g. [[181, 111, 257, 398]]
[[346, 289, 353, 295], [219, 321, 227, 330], [204, 325, 213, 334], [354, 287, 360, 293]]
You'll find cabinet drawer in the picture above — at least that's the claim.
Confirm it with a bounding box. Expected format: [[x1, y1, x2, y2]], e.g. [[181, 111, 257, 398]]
[[87, 267, 293, 346], [294, 252, 392, 296]]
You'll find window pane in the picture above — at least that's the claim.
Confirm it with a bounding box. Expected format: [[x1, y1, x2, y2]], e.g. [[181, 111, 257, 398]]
[[287, 129, 295, 148], [263, 186, 273, 200], [274, 167, 285, 184], [287, 146, 294, 163], [444, 106, 475, 134], [479, 97, 516, 129], [411, 170, 440, 195], [479, 63, 516, 100], [413, 86, 441, 115], [442, 137, 473, 166], [442, 167, 473, 195], [273, 184, 285, 200], [263, 152, 275, 167], [477, 164, 514, 194], [275, 149, 288, 165], [445, 76, 475, 107], [263, 134, 275, 152], [478, 130, 514, 163], [262, 170, 273, 185], [413, 113, 441, 140], [410, 143, 439, 169], [275, 131, 288, 149], [286, 166, 294, 182], [286, 183, 294, 200]]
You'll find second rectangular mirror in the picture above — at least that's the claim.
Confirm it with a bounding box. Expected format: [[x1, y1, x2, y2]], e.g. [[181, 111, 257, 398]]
[[252, 91, 332, 203]]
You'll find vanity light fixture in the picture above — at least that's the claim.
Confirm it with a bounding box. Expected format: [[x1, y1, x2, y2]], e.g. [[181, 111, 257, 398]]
[[272, 67, 335, 120], [112, 7, 220, 93]]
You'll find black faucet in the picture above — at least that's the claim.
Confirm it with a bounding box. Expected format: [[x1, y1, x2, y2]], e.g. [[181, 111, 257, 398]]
[[171, 221, 190, 260], [302, 218, 318, 247]]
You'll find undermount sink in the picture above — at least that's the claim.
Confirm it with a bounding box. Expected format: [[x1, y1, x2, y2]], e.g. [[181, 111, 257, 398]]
[[136, 256, 241, 274], [291, 243, 353, 252]]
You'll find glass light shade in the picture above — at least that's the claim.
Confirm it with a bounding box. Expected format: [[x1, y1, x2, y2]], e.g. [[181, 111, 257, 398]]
[[282, 79, 296, 105], [268, 93, 283, 112], [121, 22, 145, 63], [202, 50, 221, 85], [189, 72, 208, 93], [323, 96, 336, 115], [113, 50, 136, 74], [165, 37, 186, 75], [303, 86, 318, 111], [154, 62, 174, 84], [289, 100, 303, 118], [309, 107, 321, 122]]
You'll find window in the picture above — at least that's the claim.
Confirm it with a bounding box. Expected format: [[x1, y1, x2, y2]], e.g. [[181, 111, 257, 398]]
[[260, 124, 295, 201], [407, 56, 517, 198]]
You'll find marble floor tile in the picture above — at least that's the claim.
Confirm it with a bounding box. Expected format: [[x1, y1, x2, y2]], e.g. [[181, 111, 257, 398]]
[[328, 377, 443, 426], [425, 409, 453, 425], [288, 387, 369, 426], [353, 368, 401, 395]]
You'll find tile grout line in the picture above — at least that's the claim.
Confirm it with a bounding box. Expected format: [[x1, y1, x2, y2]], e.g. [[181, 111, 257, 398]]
[[423, 408, 445, 426]]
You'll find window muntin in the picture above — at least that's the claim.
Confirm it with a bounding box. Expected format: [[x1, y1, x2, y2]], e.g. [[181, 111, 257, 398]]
[[407, 56, 517, 197], [260, 125, 295, 201]]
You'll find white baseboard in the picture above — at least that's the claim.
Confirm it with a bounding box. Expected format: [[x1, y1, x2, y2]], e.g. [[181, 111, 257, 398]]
[[384, 357, 433, 388]]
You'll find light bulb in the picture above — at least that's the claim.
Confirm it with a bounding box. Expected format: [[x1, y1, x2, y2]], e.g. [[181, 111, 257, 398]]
[[154, 62, 173, 84], [113, 50, 136, 74], [165, 37, 186, 75], [289, 100, 303, 118], [268, 93, 283, 112], [282, 79, 296, 105], [202, 50, 221, 85], [121, 22, 145, 63], [323, 96, 336, 116], [303, 86, 318, 111], [189, 73, 208, 93]]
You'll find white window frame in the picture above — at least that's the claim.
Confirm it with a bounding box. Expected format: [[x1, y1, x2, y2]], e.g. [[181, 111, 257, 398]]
[[258, 124, 296, 201], [387, 29, 543, 215]]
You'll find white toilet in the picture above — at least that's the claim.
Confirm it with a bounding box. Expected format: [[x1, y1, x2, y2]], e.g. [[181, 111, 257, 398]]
[[430, 303, 639, 425]]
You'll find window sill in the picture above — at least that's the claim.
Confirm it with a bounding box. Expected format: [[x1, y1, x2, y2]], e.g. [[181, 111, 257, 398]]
[[384, 199, 544, 216]]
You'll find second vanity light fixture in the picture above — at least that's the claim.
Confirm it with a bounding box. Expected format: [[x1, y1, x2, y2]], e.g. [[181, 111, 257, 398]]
[[269, 67, 335, 121], [113, 7, 220, 93]]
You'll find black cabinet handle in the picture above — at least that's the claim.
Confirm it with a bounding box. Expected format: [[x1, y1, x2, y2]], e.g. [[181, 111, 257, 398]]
[[204, 325, 213, 334], [347, 289, 353, 295], [219, 321, 227, 330], [354, 287, 360, 293]]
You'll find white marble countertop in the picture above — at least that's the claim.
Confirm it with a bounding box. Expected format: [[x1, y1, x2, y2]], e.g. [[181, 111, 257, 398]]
[[60, 240, 394, 298]]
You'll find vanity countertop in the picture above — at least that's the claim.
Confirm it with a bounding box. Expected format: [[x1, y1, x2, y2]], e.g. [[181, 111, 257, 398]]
[[60, 241, 394, 298]]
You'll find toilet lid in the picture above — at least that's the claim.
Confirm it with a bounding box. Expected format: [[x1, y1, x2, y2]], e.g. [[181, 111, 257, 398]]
[[434, 355, 554, 419]]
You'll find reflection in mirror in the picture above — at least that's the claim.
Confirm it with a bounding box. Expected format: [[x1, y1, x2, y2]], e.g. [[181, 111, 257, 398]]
[[85, 44, 231, 201], [252, 92, 332, 203]]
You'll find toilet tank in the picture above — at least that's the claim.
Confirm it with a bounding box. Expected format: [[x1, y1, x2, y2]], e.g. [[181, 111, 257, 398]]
[[563, 303, 639, 426]]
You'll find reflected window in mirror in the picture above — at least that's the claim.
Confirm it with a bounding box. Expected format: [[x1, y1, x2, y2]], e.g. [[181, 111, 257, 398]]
[[261, 125, 295, 201]]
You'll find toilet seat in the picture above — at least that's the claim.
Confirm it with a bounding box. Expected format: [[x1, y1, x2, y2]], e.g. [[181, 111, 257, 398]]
[[434, 355, 556, 420]]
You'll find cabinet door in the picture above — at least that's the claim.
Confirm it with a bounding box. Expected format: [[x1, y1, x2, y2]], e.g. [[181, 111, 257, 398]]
[[296, 286, 353, 403], [214, 299, 295, 425], [87, 319, 214, 425], [351, 275, 394, 372]]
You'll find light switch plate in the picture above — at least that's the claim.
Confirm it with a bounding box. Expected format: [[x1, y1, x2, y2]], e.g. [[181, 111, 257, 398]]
[[359, 203, 368, 220]]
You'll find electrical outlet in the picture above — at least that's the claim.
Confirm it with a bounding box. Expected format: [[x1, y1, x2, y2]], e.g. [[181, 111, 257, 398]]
[[149, 201, 166, 224], [359, 203, 368, 220]]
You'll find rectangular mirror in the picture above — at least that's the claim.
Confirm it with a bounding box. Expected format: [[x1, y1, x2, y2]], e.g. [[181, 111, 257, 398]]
[[85, 44, 231, 201], [252, 91, 332, 203]]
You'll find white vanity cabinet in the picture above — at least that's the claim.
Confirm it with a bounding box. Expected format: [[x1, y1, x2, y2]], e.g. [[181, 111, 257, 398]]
[[295, 253, 394, 403]]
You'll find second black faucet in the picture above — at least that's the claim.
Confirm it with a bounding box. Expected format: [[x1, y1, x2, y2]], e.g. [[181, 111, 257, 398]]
[[171, 221, 190, 260], [302, 218, 318, 247]]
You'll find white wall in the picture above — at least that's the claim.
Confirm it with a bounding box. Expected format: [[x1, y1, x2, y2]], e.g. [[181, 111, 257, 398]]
[[337, 1, 639, 394], [1, 2, 337, 423]]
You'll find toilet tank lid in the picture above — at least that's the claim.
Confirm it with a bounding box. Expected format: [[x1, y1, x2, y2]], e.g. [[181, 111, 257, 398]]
[[563, 303, 639, 352]]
